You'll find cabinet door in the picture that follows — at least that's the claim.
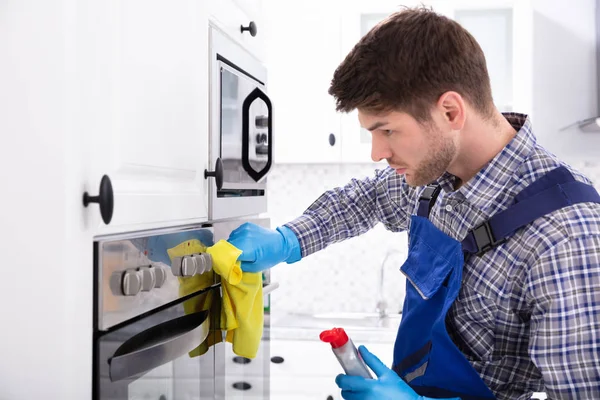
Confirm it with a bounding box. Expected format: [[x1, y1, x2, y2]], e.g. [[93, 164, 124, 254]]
[[339, 0, 523, 162], [80, 0, 209, 235], [339, 0, 428, 163], [232, 0, 263, 24], [432, 0, 518, 113], [208, 0, 266, 62], [264, 0, 343, 163]]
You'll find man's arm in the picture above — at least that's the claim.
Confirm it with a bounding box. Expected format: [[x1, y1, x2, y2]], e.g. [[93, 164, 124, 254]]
[[527, 234, 600, 398], [285, 166, 414, 258]]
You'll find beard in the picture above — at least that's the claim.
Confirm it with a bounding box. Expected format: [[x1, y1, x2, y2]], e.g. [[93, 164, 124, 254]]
[[404, 125, 456, 187]]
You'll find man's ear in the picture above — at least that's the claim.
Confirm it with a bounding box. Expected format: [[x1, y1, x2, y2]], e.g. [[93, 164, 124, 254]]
[[435, 91, 466, 130]]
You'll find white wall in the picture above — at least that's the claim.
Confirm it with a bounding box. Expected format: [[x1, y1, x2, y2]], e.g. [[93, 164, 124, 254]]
[[531, 0, 600, 160]]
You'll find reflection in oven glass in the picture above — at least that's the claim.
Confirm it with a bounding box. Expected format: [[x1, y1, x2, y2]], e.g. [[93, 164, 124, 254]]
[[96, 288, 222, 400]]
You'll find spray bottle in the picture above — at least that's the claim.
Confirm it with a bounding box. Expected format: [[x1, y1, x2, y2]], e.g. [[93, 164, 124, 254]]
[[320, 327, 372, 379]]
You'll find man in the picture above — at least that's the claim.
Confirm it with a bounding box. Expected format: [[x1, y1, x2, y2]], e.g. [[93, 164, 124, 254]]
[[227, 7, 600, 400]]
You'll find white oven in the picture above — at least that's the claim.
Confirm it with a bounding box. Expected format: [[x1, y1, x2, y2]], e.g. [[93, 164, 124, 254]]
[[206, 25, 272, 221]]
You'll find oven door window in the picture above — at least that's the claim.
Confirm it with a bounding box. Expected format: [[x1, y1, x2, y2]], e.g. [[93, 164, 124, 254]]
[[95, 288, 221, 400]]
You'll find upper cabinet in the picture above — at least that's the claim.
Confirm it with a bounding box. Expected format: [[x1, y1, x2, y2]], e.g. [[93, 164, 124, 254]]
[[339, 0, 520, 163], [80, 0, 210, 235], [207, 0, 266, 62], [263, 0, 345, 164], [267, 0, 597, 163]]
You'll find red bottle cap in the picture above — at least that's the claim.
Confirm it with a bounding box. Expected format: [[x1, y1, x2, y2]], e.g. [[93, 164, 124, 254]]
[[319, 327, 349, 349]]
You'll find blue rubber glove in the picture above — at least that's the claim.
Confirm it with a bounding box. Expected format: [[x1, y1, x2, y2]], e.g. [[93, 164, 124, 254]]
[[227, 222, 301, 272], [335, 346, 460, 400]]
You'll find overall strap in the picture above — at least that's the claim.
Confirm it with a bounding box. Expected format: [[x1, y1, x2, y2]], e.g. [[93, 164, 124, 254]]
[[462, 167, 600, 256], [417, 184, 442, 218]]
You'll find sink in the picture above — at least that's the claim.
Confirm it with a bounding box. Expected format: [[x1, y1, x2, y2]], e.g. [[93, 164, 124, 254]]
[[271, 312, 402, 331]]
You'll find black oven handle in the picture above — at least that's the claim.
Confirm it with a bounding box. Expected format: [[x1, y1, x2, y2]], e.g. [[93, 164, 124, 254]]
[[108, 310, 210, 382], [242, 87, 272, 182]]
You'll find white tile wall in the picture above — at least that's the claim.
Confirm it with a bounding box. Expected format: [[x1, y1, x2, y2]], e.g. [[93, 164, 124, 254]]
[[267, 160, 600, 315]]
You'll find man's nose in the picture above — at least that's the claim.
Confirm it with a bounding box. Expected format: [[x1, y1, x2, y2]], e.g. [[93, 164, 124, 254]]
[[371, 134, 392, 162]]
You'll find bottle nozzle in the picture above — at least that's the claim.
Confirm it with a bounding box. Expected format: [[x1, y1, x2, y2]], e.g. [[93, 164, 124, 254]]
[[319, 327, 349, 349]]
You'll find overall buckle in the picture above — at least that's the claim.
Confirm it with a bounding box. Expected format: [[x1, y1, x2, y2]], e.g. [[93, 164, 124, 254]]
[[418, 185, 441, 210], [472, 221, 506, 256]]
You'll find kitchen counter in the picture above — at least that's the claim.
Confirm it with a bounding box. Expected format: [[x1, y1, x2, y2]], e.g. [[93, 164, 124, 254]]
[[268, 312, 401, 343]]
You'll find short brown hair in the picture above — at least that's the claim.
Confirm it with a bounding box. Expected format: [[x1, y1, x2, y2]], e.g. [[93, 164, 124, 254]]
[[329, 7, 494, 122]]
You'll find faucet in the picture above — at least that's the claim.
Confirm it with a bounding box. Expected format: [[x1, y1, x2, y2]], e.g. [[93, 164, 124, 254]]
[[376, 249, 403, 318]]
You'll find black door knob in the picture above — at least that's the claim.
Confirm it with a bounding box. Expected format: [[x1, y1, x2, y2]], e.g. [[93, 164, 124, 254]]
[[204, 158, 224, 190], [240, 21, 257, 37], [83, 175, 114, 225], [328, 133, 336, 146]]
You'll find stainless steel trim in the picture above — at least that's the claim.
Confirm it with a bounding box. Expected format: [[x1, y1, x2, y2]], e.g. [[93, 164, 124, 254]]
[[108, 311, 210, 382], [94, 222, 213, 242], [262, 282, 280, 296]]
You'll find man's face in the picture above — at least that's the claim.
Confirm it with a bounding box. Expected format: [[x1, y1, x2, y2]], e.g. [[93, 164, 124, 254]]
[[358, 109, 457, 187]]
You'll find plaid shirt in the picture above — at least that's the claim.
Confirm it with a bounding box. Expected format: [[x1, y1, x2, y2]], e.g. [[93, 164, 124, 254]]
[[285, 114, 600, 399]]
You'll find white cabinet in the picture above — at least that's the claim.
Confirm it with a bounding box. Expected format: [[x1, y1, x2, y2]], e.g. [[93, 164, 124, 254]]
[[426, 0, 527, 114], [207, 0, 266, 62], [267, 0, 597, 163], [338, 0, 422, 163], [80, 0, 211, 235], [232, 0, 264, 23], [264, 0, 345, 164], [337, 0, 520, 162], [1, 1, 96, 398], [219, 339, 270, 399], [268, 339, 394, 399]]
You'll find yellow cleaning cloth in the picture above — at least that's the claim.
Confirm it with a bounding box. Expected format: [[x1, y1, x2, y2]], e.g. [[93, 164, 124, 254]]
[[207, 240, 264, 359], [167, 239, 221, 357]]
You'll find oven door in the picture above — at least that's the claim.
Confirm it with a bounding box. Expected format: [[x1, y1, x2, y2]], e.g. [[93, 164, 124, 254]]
[[94, 287, 222, 400]]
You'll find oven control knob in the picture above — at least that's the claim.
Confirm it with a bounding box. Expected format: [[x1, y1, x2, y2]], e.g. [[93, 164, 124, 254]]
[[179, 256, 197, 277], [171, 257, 183, 276], [172, 256, 197, 277], [122, 269, 142, 296], [192, 253, 213, 275], [153, 265, 167, 288], [139, 266, 156, 291]]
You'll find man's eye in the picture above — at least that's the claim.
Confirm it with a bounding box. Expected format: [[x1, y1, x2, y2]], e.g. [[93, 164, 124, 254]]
[[384, 129, 394, 136]]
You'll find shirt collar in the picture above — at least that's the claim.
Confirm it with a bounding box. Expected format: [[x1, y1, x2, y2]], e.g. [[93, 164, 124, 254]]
[[437, 113, 536, 217]]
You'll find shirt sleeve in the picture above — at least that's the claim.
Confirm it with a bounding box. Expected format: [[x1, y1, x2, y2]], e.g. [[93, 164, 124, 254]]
[[283, 166, 415, 258], [527, 234, 600, 398]]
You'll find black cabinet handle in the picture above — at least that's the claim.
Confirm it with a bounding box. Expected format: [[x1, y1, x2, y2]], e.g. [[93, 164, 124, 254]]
[[328, 133, 336, 147], [83, 175, 114, 225], [204, 158, 224, 190], [240, 21, 257, 37], [232, 382, 252, 391]]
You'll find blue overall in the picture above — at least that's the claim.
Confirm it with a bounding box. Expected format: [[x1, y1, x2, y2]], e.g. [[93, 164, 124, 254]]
[[392, 166, 600, 399]]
